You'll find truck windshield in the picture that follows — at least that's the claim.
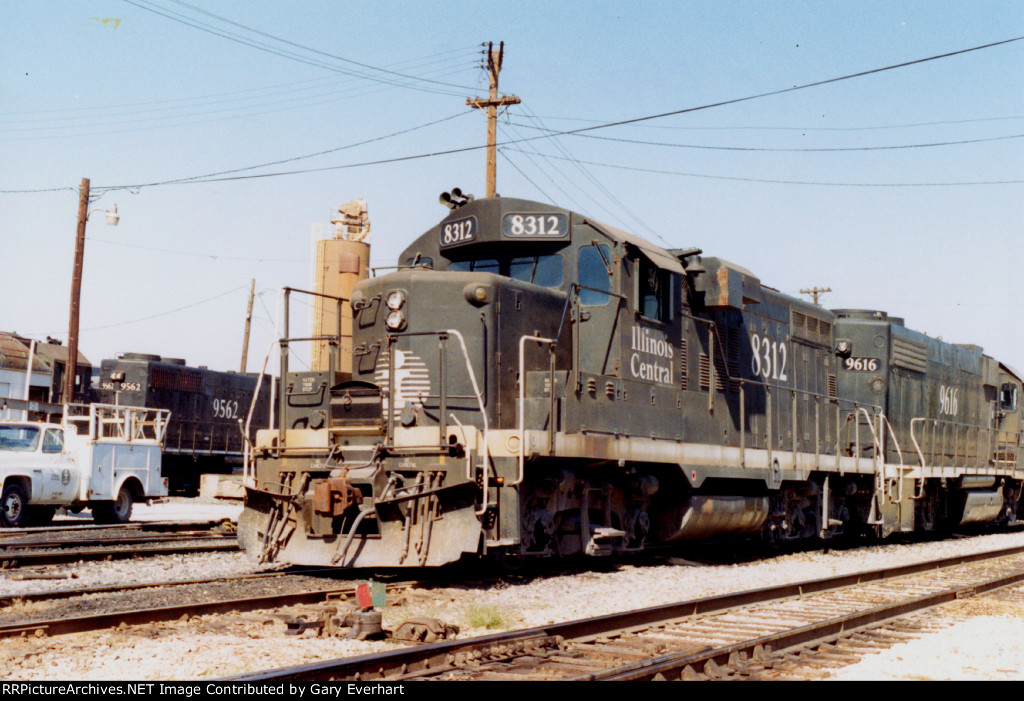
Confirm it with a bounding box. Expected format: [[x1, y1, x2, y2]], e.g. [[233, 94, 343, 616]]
[[0, 425, 41, 451]]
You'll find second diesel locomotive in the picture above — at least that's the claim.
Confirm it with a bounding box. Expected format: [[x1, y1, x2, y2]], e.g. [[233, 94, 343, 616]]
[[239, 194, 1023, 567], [94, 353, 271, 493]]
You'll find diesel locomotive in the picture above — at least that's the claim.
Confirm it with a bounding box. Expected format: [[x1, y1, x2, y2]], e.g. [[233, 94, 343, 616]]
[[93, 353, 271, 493], [239, 194, 1023, 567]]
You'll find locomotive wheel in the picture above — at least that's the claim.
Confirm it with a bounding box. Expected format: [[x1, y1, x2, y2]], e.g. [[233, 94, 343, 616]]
[[0, 484, 28, 528], [94, 486, 133, 524]]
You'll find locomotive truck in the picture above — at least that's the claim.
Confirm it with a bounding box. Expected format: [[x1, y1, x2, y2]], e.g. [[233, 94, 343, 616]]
[[239, 194, 1023, 567]]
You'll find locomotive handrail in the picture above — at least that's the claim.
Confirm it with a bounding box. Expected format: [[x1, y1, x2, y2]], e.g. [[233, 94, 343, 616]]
[[856, 406, 911, 510], [517, 334, 557, 487], [276, 286, 347, 451], [384, 328, 491, 515], [910, 416, 1022, 471], [245, 338, 279, 483]]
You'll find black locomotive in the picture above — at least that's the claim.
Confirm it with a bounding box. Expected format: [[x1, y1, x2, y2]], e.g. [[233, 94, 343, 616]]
[[93, 353, 271, 493], [240, 194, 1023, 567]]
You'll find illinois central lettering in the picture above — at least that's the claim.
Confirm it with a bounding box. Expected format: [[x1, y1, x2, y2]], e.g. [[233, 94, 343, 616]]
[[630, 326, 673, 385]]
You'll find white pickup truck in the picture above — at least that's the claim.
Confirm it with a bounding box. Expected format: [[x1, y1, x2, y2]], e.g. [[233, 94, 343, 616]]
[[0, 403, 171, 527]]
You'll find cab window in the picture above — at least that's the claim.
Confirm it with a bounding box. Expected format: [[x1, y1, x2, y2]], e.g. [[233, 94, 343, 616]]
[[578, 245, 612, 306], [42, 429, 64, 454], [638, 258, 671, 323], [1002, 383, 1018, 411], [449, 255, 564, 289], [403, 255, 433, 268], [449, 259, 499, 274], [510, 255, 563, 288]]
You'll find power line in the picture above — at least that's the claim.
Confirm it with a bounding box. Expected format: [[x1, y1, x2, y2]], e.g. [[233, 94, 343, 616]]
[[0, 49, 479, 123], [94, 110, 473, 189], [502, 124, 1024, 152], [497, 150, 557, 204], [123, 0, 477, 96], [7, 35, 1022, 194], [1, 69, 476, 143], [559, 36, 1024, 137], [28, 286, 248, 336], [506, 106, 667, 244], [86, 237, 306, 263], [504, 148, 1024, 187], [2, 111, 471, 194], [510, 113, 1024, 133], [162, 0, 479, 93], [498, 117, 626, 222]]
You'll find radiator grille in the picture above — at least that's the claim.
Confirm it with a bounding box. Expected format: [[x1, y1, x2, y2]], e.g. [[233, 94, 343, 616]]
[[892, 336, 928, 373], [792, 310, 833, 347]]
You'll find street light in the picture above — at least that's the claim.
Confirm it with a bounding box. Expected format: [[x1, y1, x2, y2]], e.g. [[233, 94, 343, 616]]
[[99, 203, 120, 226], [63, 177, 119, 405]]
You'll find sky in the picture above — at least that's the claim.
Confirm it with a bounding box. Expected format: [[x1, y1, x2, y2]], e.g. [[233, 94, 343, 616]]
[[1, 1, 1021, 378]]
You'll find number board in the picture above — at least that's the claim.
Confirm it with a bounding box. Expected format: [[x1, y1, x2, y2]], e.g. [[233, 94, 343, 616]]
[[843, 357, 880, 372], [439, 217, 477, 248], [502, 213, 569, 239]]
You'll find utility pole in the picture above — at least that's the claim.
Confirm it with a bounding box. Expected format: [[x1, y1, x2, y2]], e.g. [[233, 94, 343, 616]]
[[240, 278, 255, 373], [64, 177, 91, 405], [800, 286, 832, 306], [64, 177, 119, 405], [466, 41, 520, 198]]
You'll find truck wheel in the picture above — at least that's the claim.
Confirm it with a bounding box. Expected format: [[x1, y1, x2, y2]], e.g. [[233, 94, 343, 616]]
[[0, 484, 28, 527], [94, 486, 133, 524]]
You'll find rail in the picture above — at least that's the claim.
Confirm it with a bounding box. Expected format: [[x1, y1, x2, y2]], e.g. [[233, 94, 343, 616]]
[[223, 544, 1024, 682]]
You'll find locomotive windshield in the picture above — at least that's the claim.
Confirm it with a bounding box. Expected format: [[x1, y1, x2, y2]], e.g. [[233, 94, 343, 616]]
[[448, 253, 564, 288]]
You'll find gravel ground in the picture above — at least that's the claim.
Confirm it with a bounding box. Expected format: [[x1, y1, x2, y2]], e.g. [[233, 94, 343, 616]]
[[3, 498, 1024, 680]]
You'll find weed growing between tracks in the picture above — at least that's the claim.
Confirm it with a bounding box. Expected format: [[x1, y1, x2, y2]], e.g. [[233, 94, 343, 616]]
[[466, 604, 513, 629]]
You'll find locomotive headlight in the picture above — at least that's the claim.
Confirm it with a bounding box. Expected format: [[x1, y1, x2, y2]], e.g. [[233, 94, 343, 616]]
[[385, 309, 407, 331], [386, 290, 406, 310], [463, 282, 492, 306]]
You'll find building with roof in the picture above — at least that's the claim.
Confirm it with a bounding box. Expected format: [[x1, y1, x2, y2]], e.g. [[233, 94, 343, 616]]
[[0, 332, 91, 418]]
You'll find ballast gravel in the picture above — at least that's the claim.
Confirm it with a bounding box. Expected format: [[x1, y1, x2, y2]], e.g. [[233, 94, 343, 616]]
[[2, 498, 1024, 681]]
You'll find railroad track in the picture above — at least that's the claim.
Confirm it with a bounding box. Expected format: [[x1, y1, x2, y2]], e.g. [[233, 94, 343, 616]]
[[0, 519, 239, 567], [0, 570, 411, 639], [223, 544, 1024, 681]]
